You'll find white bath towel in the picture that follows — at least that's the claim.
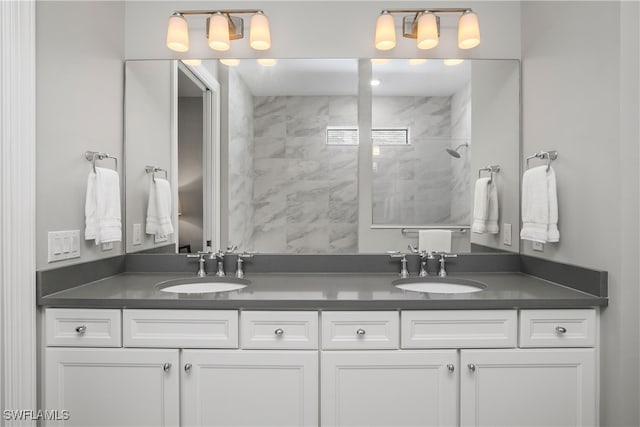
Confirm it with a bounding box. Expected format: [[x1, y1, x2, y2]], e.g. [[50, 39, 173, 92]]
[[146, 178, 174, 236], [84, 167, 121, 244], [471, 177, 500, 234], [418, 230, 452, 253], [520, 165, 560, 243]]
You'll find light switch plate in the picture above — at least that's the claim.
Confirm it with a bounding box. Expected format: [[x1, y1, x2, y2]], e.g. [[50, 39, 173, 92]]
[[102, 242, 114, 251], [503, 223, 512, 246], [155, 233, 168, 243], [48, 230, 81, 263], [532, 241, 544, 252], [132, 223, 142, 245]]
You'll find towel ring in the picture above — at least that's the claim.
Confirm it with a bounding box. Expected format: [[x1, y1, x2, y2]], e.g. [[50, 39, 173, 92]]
[[145, 166, 168, 182], [478, 165, 500, 183], [85, 151, 118, 173], [526, 150, 558, 172]]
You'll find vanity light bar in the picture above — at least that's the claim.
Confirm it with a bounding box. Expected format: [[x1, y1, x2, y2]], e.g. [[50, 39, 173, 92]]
[[167, 9, 271, 53], [375, 8, 480, 51]]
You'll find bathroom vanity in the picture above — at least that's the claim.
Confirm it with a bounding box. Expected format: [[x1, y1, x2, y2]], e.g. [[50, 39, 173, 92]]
[[39, 260, 605, 427]]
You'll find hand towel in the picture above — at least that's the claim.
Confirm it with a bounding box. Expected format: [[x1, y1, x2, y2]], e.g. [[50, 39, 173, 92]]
[[472, 178, 500, 234], [84, 167, 121, 244], [146, 178, 174, 236], [418, 230, 452, 253], [520, 165, 559, 243]]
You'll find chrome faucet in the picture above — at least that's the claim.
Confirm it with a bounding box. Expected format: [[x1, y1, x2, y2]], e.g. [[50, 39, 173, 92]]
[[187, 251, 211, 277], [435, 252, 458, 277], [388, 251, 409, 278], [419, 251, 435, 277], [235, 252, 254, 279], [214, 250, 226, 277]]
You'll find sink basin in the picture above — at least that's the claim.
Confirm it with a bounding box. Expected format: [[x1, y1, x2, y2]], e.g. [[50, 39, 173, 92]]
[[393, 277, 486, 294], [157, 277, 249, 294]]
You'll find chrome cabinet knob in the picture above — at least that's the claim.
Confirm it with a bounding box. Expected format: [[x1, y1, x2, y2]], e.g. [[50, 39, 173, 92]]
[[447, 363, 455, 373], [184, 363, 192, 373], [468, 363, 476, 372], [356, 329, 366, 336], [75, 325, 87, 334], [163, 363, 172, 372], [274, 328, 285, 336], [555, 326, 567, 333]]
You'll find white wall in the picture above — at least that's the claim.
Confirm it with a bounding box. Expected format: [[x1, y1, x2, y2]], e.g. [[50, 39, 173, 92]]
[[36, 1, 125, 269], [521, 2, 639, 425]]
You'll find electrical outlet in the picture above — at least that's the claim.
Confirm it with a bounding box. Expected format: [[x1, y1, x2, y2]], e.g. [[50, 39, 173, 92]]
[[532, 241, 544, 252], [48, 230, 81, 263], [155, 233, 168, 243], [102, 242, 114, 251], [503, 223, 512, 246], [133, 223, 142, 245]]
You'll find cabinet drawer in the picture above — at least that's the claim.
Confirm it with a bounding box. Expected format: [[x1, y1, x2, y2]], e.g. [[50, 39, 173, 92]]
[[401, 310, 517, 348], [322, 311, 399, 350], [519, 309, 596, 348], [46, 308, 122, 347], [241, 311, 318, 349], [123, 310, 238, 348]]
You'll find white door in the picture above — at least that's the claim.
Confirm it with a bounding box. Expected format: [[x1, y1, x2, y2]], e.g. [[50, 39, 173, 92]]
[[181, 350, 318, 427], [460, 348, 596, 427], [321, 350, 458, 427], [45, 348, 179, 426]]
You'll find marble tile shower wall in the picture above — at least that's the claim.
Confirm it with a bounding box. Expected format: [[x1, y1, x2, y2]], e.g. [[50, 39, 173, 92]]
[[372, 96, 462, 225], [449, 83, 472, 225], [228, 69, 255, 251]]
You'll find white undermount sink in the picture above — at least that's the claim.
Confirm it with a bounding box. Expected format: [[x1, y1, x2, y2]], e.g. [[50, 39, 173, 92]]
[[157, 277, 249, 294], [393, 277, 486, 294]]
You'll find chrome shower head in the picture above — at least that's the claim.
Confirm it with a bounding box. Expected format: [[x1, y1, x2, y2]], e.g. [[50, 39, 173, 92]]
[[446, 143, 469, 158]]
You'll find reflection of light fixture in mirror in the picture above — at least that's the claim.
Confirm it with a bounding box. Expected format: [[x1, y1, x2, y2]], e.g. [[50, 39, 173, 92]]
[[371, 58, 390, 65], [373, 146, 381, 156], [374, 8, 479, 51], [166, 9, 271, 52], [166, 13, 189, 52], [408, 58, 427, 65], [257, 58, 277, 66], [220, 59, 240, 66], [182, 59, 202, 66], [444, 59, 465, 66], [370, 79, 381, 87], [375, 11, 396, 50]]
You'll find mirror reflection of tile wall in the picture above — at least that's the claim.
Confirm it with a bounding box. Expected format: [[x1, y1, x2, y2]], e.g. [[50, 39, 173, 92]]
[[228, 69, 358, 253], [371, 86, 471, 226]]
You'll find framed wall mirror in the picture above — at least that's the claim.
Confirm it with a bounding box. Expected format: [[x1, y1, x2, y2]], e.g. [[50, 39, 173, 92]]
[[123, 58, 519, 255]]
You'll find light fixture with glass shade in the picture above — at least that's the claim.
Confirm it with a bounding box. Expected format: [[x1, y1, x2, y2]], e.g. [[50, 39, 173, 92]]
[[374, 8, 479, 51], [220, 59, 240, 66], [257, 58, 277, 66], [166, 9, 272, 53]]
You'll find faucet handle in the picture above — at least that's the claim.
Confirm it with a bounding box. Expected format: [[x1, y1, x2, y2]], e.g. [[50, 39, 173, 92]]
[[407, 244, 419, 253], [187, 252, 207, 260], [240, 251, 255, 260], [387, 251, 404, 259], [226, 245, 238, 254]]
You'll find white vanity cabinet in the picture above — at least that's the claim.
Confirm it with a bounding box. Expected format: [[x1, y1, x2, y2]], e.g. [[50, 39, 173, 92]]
[[45, 347, 180, 426], [43, 307, 598, 427]]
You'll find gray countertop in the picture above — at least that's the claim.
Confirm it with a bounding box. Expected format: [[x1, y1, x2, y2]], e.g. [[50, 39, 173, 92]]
[[39, 271, 607, 310]]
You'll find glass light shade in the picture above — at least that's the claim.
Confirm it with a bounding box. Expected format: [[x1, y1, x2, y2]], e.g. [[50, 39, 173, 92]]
[[372, 146, 381, 156], [458, 10, 480, 49], [182, 59, 202, 66], [444, 59, 464, 66], [208, 13, 231, 51], [257, 58, 277, 66], [220, 59, 240, 66], [250, 12, 271, 50], [417, 12, 438, 50], [408, 58, 428, 65], [166, 14, 189, 52], [370, 58, 390, 65], [370, 79, 381, 87], [375, 12, 396, 50]]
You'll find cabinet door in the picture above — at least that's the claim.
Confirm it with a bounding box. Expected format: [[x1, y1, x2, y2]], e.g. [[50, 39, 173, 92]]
[[321, 350, 458, 427], [460, 349, 596, 427], [45, 348, 179, 426], [181, 350, 318, 427]]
